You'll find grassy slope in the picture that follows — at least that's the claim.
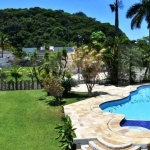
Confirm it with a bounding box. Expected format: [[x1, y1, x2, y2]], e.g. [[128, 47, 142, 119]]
[[0, 89, 94, 150]]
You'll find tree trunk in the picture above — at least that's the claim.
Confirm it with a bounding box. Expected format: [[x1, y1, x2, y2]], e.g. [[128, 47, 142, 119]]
[[33, 66, 43, 88], [143, 66, 148, 81], [148, 28, 150, 74], [47, 92, 50, 96], [1, 49, 3, 58], [115, 0, 119, 37], [86, 84, 92, 95], [77, 66, 80, 82], [15, 77, 18, 90], [31, 77, 34, 89], [129, 58, 132, 84], [148, 28, 150, 44]]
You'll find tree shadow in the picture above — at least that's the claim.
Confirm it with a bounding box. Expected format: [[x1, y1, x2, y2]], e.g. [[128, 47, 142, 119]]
[[47, 99, 66, 106], [97, 91, 108, 95], [38, 91, 108, 107], [63, 91, 101, 101], [38, 96, 47, 101]]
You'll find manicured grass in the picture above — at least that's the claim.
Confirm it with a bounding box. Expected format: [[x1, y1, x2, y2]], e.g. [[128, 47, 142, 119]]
[[0, 89, 96, 150]]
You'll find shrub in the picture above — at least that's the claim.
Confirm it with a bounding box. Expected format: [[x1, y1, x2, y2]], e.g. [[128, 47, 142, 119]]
[[70, 78, 78, 87], [65, 71, 73, 79], [61, 78, 72, 95], [42, 76, 64, 101], [55, 115, 76, 150]]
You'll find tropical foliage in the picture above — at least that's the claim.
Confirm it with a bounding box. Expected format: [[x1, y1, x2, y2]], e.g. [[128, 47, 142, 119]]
[[119, 43, 143, 83], [55, 115, 76, 150], [30, 48, 70, 96], [126, 0, 150, 42], [72, 45, 104, 94], [0, 32, 11, 57], [9, 66, 23, 90], [102, 35, 129, 84], [136, 36, 150, 79], [37, 48, 68, 79], [0, 68, 7, 82]]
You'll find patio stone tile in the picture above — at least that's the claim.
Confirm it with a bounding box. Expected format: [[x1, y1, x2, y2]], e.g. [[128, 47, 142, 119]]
[[64, 84, 150, 146]]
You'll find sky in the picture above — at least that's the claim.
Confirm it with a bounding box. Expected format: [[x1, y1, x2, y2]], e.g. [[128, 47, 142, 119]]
[[0, 0, 148, 40]]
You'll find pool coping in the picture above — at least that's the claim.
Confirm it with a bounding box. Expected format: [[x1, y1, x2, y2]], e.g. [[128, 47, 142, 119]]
[[64, 84, 150, 148]]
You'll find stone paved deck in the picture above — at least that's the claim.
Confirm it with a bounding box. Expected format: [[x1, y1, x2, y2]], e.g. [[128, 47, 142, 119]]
[[64, 84, 150, 146]]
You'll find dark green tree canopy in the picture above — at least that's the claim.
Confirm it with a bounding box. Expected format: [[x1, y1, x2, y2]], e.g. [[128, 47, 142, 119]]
[[0, 7, 127, 49]]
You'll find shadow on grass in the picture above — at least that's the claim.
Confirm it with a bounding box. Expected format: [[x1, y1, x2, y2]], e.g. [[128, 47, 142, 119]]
[[47, 100, 66, 106], [38, 91, 106, 107], [38, 96, 47, 101], [37, 94, 66, 106], [63, 91, 101, 101]]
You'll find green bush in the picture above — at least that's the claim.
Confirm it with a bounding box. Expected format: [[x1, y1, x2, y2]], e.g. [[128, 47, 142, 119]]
[[70, 78, 79, 87], [61, 78, 72, 95], [42, 76, 64, 101], [55, 115, 76, 150], [65, 71, 73, 79]]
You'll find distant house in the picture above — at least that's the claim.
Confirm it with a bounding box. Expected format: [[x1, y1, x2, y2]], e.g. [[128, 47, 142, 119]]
[[35, 46, 74, 57], [53, 47, 74, 53], [0, 50, 14, 63], [22, 47, 74, 56], [22, 48, 37, 56]]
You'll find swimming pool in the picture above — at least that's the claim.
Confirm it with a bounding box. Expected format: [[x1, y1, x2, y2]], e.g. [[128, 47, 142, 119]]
[[100, 85, 150, 129]]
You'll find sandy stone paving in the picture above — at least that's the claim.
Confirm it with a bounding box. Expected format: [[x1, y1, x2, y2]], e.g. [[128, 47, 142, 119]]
[[64, 84, 150, 145]]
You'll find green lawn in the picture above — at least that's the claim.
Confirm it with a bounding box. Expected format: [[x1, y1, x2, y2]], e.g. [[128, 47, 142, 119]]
[[0, 89, 95, 150]]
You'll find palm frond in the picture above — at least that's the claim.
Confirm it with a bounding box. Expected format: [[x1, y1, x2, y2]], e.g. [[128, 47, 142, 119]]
[[109, 4, 115, 12], [145, 14, 150, 29], [131, 12, 145, 29], [118, 0, 124, 9], [126, 3, 142, 18]]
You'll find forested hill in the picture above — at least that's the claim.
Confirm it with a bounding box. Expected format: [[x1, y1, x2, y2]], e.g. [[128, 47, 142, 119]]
[[0, 7, 126, 48]]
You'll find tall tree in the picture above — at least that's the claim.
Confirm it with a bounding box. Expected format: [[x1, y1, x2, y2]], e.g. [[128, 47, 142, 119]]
[[72, 45, 104, 95], [109, 0, 123, 37], [102, 35, 129, 84], [126, 0, 150, 43], [136, 36, 150, 78], [0, 33, 11, 58]]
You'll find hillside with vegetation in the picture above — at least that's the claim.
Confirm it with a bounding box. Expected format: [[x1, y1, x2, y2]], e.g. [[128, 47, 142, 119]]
[[0, 7, 127, 48]]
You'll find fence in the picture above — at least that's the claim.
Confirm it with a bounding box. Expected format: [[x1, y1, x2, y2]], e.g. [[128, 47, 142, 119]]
[[0, 80, 42, 91]]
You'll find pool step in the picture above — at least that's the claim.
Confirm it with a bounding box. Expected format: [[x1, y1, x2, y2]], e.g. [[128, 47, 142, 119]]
[[89, 140, 111, 149], [89, 140, 141, 150], [81, 144, 92, 150], [79, 137, 141, 150], [122, 119, 150, 130]]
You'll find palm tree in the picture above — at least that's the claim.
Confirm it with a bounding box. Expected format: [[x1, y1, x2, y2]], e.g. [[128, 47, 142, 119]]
[[30, 51, 43, 87], [10, 67, 23, 90], [30, 50, 38, 66], [102, 35, 129, 84], [0, 32, 11, 58], [27, 68, 35, 89], [0, 68, 7, 83], [120, 44, 143, 83], [126, 0, 150, 43], [109, 0, 123, 37]]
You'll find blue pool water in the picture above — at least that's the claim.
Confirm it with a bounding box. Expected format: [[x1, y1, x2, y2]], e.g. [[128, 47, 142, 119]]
[[100, 85, 150, 129], [100, 85, 150, 120]]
